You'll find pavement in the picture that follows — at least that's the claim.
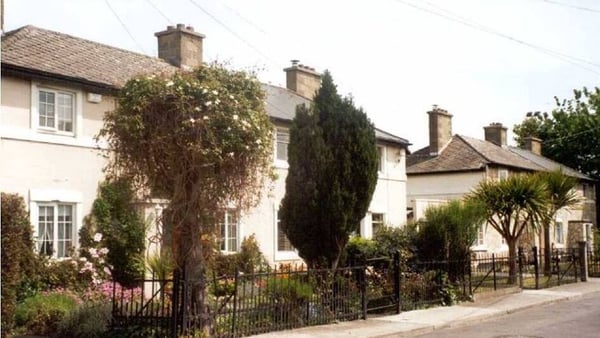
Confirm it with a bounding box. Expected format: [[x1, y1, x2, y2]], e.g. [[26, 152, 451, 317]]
[[251, 277, 600, 338]]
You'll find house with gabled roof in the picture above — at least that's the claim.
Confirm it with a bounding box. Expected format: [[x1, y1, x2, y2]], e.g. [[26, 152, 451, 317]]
[[1, 24, 410, 264], [407, 106, 596, 253]]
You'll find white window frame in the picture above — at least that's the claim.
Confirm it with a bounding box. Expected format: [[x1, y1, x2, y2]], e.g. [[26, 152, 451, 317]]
[[219, 210, 240, 253], [377, 145, 386, 173], [274, 127, 290, 168], [554, 219, 564, 245], [276, 208, 294, 253], [274, 204, 299, 261], [371, 213, 385, 237], [498, 169, 509, 181], [31, 83, 83, 137], [29, 189, 82, 259]]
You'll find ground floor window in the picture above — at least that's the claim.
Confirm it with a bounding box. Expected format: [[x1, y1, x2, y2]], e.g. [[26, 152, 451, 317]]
[[219, 210, 239, 252], [37, 203, 74, 258], [476, 224, 485, 246], [277, 209, 294, 251], [371, 213, 384, 236], [554, 220, 564, 244]]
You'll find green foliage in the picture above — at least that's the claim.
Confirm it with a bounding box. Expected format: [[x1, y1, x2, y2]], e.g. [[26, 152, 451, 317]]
[[56, 302, 112, 338], [1, 193, 43, 336], [42, 258, 92, 292], [513, 87, 600, 178], [281, 71, 379, 269], [534, 170, 579, 274], [345, 237, 378, 264], [145, 249, 174, 280], [469, 174, 549, 282], [14, 290, 80, 337], [267, 277, 313, 302], [81, 179, 146, 287], [211, 235, 269, 276], [99, 63, 275, 325], [416, 200, 486, 262]]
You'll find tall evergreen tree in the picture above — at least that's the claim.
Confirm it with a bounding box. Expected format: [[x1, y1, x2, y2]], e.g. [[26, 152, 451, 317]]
[[281, 71, 379, 269]]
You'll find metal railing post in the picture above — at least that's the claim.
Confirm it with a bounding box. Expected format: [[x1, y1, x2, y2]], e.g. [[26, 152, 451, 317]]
[[579, 241, 589, 282], [492, 253, 497, 291], [533, 246, 540, 290], [518, 247, 524, 288], [394, 250, 401, 314]]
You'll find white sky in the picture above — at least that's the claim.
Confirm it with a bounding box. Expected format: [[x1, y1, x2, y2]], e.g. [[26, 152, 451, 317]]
[[5, 0, 600, 150]]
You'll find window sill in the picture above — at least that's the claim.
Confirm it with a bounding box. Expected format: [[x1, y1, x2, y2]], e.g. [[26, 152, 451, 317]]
[[274, 159, 289, 169], [274, 250, 299, 261], [0, 127, 105, 149]]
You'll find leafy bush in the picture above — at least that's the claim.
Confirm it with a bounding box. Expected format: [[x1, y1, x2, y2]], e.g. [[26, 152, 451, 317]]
[[56, 302, 112, 338], [81, 179, 146, 287], [14, 290, 80, 336], [1, 193, 44, 336], [211, 235, 268, 276], [345, 236, 377, 264], [268, 277, 313, 302]]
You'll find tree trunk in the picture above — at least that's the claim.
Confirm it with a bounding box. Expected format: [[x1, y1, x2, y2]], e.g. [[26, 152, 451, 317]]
[[507, 239, 518, 284], [176, 215, 211, 336], [543, 222, 552, 276]]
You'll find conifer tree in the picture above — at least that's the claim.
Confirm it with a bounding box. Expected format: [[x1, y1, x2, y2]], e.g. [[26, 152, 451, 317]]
[[281, 71, 378, 269]]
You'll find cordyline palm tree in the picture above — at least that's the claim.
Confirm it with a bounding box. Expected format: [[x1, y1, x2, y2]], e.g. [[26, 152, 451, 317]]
[[535, 170, 579, 276], [468, 174, 549, 284]]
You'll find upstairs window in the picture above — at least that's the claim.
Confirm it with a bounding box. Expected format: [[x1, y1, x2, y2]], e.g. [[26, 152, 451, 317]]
[[276, 128, 289, 161], [377, 146, 385, 172], [37, 204, 74, 258], [38, 89, 74, 133], [219, 211, 239, 253]]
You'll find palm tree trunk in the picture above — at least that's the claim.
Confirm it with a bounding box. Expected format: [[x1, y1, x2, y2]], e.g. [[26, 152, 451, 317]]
[[543, 222, 552, 276], [507, 239, 518, 284]]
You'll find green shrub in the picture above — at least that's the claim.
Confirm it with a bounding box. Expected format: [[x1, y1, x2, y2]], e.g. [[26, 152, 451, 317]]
[[1, 193, 44, 336], [267, 277, 313, 302], [81, 179, 146, 287], [211, 235, 268, 276], [56, 302, 112, 338], [345, 236, 377, 264], [14, 290, 80, 336]]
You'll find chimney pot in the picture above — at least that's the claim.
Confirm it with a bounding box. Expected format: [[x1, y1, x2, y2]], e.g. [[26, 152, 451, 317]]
[[176, 23, 185, 29], [167, 25, 175, 31], [291, 59, 299, 66], [186, 25, 194, 31]]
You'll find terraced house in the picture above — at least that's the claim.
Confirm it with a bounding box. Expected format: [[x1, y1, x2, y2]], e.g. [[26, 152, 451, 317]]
[[407, 106, 596, 253], [0, 24, 410, 264]]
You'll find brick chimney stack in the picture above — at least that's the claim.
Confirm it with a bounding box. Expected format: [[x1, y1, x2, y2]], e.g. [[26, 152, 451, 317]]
[[283, 60, 321, 99], [484, 123, 507, 147], [155, 24, 205, 70], [427, 105, 453, 155], [524, 136, 542, 155]]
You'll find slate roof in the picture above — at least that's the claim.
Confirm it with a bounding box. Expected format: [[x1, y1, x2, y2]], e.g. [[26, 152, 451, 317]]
[[407, 135, 545, 174], [1, 25, 409, 147], [509, 146, 593, 181], [1, 25, 176, 89]]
